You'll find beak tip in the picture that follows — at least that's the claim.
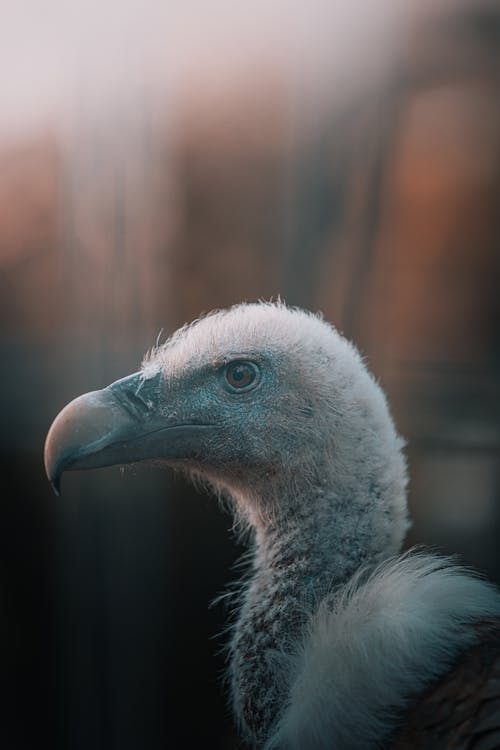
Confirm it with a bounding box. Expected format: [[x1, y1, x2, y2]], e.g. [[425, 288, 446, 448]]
[[50, 477, 61, 496], [43, 388, 110, 497]]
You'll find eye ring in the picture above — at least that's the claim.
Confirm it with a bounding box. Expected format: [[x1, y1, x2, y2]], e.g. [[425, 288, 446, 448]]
[[223, 360, 260, 392]]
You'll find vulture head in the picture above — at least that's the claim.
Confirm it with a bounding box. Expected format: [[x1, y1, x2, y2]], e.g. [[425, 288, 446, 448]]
[[44, 302, 500, 750], [45, 302, 407, 541]]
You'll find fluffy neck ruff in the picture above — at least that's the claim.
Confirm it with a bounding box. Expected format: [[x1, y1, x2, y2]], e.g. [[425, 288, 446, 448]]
[[264, 552, 500, 750]]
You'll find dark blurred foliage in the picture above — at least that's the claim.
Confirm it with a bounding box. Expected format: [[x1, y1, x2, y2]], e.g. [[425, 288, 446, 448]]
[[0, 3, 500, 748]]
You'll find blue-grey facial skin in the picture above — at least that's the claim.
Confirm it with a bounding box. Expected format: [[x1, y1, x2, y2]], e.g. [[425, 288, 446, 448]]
[[157, 350, 299, 476]]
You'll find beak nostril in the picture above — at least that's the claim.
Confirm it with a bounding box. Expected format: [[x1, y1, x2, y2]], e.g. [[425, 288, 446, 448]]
[[110, 371, 162, 418]]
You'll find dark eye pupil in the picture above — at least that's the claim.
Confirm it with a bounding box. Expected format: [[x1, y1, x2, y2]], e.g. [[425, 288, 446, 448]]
[[225, 362, 257, 390]]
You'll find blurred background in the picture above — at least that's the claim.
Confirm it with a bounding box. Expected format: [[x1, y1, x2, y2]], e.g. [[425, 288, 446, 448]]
[[1, 1, 499, 747]]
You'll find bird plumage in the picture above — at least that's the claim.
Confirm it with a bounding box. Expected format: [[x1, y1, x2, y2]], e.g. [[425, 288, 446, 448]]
[[391, 618, 500, 750], [44, 301, 500, 749]]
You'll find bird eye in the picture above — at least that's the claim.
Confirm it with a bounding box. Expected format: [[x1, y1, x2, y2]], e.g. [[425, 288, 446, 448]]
[[223, 361, 260, 392]]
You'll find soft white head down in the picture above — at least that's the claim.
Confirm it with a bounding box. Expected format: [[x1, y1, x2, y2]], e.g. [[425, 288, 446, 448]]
[[142, 301, 409, 547]]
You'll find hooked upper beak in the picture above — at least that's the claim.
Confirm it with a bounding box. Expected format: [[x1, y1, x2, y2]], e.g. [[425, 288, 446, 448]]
[[44, 370, 213, 495]]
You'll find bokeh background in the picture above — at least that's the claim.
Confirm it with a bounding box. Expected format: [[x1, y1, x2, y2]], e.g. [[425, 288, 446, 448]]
[[1, 1, 499, 747]]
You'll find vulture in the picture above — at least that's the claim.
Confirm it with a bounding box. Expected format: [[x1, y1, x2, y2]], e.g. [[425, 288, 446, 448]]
[[44, 302, 500, 750]]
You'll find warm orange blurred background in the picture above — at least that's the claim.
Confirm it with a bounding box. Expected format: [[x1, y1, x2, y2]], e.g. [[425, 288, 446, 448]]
[[1, 2, 499, 748]]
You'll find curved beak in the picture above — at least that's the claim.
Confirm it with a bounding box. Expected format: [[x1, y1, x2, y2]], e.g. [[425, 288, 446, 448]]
[[44, 370, 212, 495]]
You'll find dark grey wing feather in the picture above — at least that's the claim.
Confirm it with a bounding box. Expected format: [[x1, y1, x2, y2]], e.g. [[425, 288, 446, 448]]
[[391, 620, 500, 750]]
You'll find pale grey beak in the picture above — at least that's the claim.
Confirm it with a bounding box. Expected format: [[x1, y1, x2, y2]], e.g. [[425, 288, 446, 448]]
[[44, 371, 212, 495]]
